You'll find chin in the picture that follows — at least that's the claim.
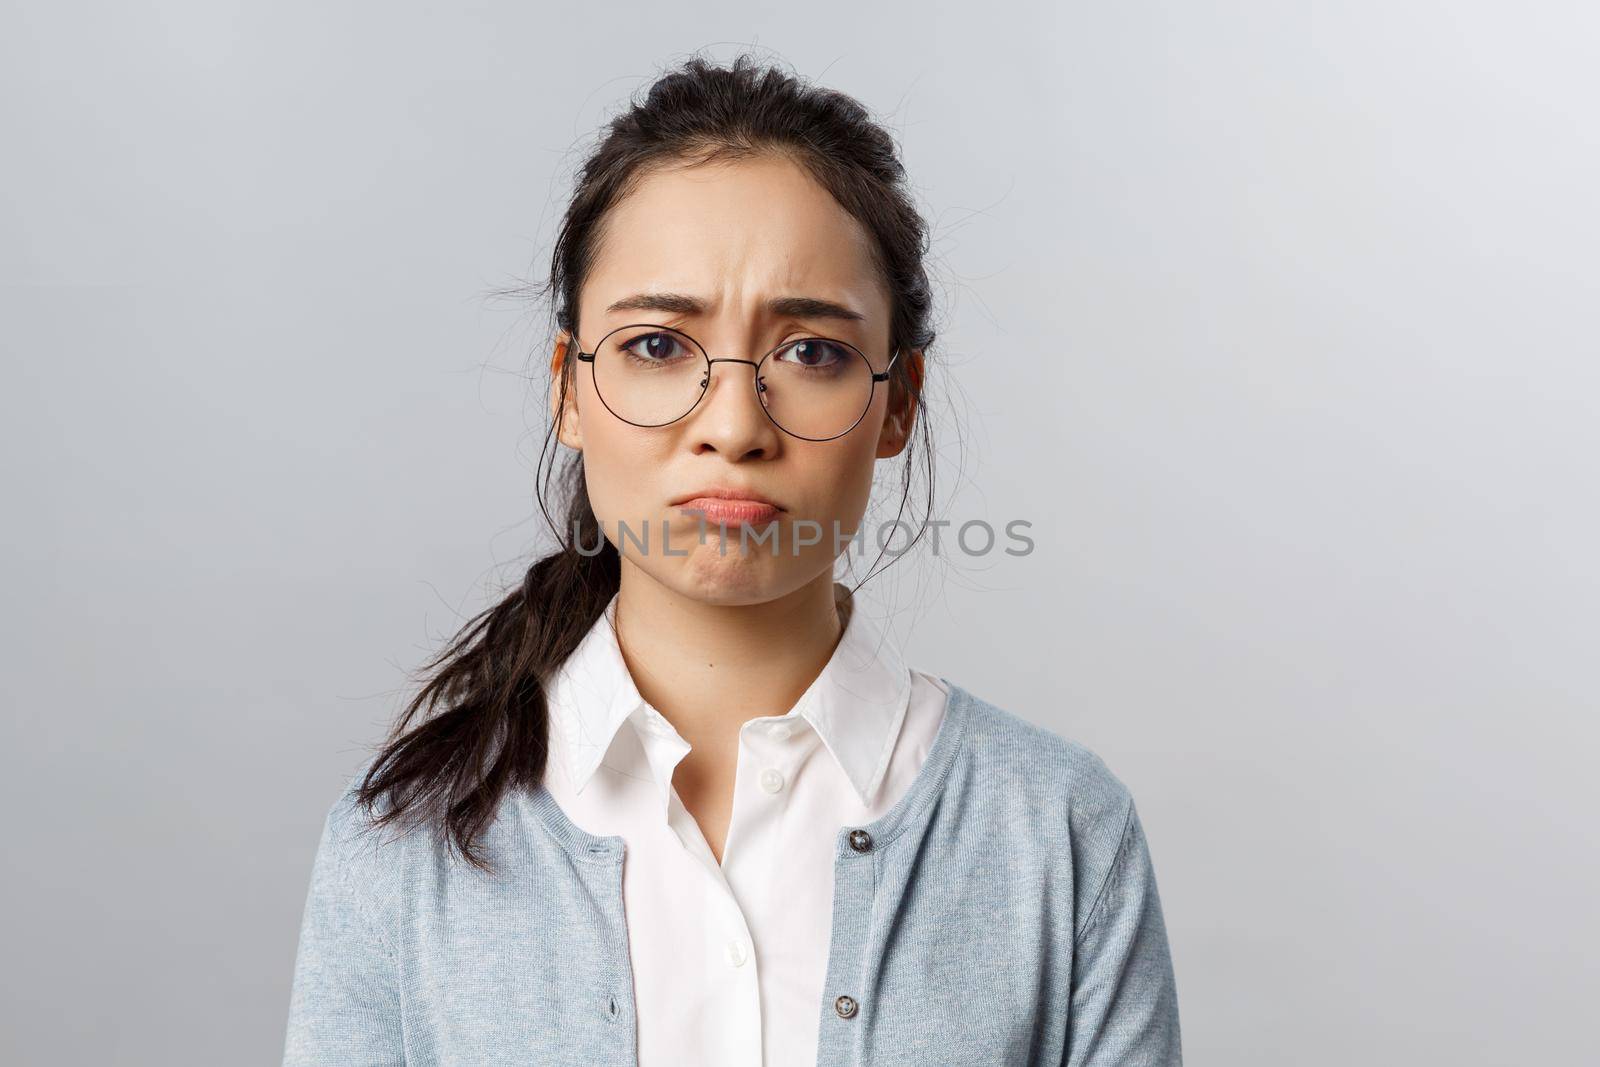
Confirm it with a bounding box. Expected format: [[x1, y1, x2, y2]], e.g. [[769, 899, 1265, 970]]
[[666, 546, 803, 607]]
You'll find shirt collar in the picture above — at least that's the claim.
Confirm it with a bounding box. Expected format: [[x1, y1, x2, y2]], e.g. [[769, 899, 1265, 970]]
[[546, 583, 913, 808]]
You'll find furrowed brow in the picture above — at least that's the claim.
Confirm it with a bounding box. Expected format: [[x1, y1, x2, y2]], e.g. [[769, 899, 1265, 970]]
[[604, 291, 865, 323], [764, 296, 865, 323], [605, 291, 705, 315]]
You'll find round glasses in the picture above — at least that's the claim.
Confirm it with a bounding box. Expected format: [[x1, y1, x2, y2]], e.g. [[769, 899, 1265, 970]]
[[574, 324, 899, 442]]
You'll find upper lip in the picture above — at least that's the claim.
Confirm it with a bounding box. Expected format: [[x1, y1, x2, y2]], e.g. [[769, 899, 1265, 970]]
[[671, 485, 784, 510]]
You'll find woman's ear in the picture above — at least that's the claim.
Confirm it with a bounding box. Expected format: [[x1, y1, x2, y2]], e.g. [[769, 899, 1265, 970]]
[[549, 332, 583, 450], [876, 348, 923, 458]]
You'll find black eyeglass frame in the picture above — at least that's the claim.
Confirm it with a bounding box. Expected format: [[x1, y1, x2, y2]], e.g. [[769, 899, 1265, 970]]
[[573, 322, 901, 443]]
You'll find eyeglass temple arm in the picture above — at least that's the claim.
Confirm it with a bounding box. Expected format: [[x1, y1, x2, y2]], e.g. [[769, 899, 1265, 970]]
[[871, 348, 902, 383]]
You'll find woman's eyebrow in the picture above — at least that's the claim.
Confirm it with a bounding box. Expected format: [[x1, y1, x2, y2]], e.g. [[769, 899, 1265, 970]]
[[605, 291, 866, 323]]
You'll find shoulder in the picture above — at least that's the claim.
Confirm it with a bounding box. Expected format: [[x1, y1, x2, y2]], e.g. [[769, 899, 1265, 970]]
[[319, 754, 392, 845], [944, 678, 1134, 821], [308, 754, 421, 908], [938, 678, 1140, 901]]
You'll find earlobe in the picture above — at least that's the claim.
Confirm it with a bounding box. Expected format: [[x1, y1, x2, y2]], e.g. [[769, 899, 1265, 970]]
[[877, 399, 914, 458]]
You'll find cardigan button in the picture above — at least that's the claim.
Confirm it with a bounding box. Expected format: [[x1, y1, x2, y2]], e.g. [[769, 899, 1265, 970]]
[[847, 829, 873, 852], [834, 994, 859, 1019]]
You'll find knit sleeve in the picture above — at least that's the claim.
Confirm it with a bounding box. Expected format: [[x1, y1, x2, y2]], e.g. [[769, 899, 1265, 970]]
[[281, 788, 406, 1066], [1065, 798, 1183, 1066]]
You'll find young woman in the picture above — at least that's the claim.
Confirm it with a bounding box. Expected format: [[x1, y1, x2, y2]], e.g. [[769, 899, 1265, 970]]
[[283, 55, 1182, 1067]]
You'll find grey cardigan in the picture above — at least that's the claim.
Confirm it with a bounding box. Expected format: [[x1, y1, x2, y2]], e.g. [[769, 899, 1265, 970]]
[[283, 678, 1183, 1065]]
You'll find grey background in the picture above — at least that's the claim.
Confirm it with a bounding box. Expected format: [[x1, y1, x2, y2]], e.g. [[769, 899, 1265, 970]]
[[3, 2, 1595, 1063]]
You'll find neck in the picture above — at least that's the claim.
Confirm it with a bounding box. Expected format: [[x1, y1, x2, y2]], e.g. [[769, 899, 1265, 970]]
[[612, 564, 847, 740]]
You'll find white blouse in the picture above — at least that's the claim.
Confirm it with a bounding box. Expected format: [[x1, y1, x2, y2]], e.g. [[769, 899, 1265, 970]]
[[542, 583, 949, 1067]]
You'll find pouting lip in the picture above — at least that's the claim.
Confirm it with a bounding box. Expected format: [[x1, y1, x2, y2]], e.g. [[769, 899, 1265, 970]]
[[670, 485, 784, 510]]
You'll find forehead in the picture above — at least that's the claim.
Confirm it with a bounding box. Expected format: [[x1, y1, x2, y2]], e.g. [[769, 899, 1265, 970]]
[[582, 154, 886, 322]]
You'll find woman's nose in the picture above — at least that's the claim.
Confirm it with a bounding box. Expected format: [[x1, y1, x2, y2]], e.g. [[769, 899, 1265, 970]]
[[685, 358, 781, 455]]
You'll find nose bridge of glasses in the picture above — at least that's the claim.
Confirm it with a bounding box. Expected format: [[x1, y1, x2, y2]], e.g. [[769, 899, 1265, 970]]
[[700, 354, 766, 392], [696, 364, 774, 434]]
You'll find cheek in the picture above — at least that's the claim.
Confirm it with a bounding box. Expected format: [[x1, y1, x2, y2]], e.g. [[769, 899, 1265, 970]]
[[797, 436, 880, 527], [577, 408, 667, 528]]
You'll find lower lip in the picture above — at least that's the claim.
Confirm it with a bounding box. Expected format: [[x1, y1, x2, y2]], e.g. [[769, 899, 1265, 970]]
[[676, 498, 782, 525]]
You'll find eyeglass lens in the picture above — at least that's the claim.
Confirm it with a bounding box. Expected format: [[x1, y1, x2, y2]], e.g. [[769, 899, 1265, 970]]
[[589, 325, 879, 439]]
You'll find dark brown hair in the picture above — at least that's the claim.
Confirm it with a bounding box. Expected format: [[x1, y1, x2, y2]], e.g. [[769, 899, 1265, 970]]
[[354, 52, 941, 872]]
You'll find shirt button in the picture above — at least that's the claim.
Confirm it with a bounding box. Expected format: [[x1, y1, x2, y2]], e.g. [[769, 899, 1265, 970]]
[[771, 722, 793, 741], [834, 994, 859, 1018], [759, 768, 785, 793], [847, 829, 873, 852], [726, 938, 749, 967]]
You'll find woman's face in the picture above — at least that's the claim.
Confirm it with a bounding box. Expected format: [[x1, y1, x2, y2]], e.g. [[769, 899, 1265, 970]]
[[551, 153, 916, 606]]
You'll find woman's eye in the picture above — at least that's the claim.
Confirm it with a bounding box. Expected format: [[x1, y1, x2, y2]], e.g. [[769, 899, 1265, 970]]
[[779, 340, 846, 368], [624, 333, 682, 361]]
